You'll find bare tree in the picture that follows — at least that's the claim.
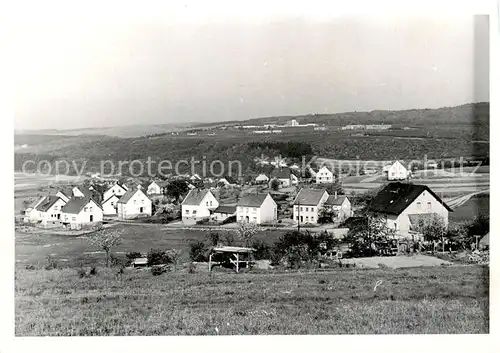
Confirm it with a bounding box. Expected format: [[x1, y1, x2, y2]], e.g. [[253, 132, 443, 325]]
[[234, 221, 259, 247], [89, 229, 124, 267]]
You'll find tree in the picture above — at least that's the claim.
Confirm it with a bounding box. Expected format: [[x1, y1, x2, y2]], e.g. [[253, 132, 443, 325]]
[[234, 221, 259, 247], [88, 229, 124, 267], [317, 206, 338, 224], [270, 179, 280, 191], [413, 214, 446, 252], [166, 180, 189, 203], [343, 214, 396, 257]]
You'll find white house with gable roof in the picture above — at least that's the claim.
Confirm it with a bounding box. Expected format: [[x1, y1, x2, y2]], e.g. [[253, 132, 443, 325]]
[[181, 189, 219, 224], [117, 187, 152, 220]]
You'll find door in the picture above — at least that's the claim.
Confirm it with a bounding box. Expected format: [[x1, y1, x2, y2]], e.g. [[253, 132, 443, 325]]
[[300, 216, 303, 222], [57, 214, 61, 220], [90, 215, 93, 222], [140, 207, 144, 213]]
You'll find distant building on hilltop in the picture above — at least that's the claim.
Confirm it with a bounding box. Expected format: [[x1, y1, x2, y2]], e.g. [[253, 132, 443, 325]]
[[286, 119, 299, 127]]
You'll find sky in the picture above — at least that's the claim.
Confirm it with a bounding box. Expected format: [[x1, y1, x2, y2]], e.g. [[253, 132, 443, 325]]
[[11, 5, 489, 130]]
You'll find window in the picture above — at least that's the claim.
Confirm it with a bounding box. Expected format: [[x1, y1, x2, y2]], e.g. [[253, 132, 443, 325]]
[[72, 217, 76, 221], [417, 202, 421, 210], [252, 208, 257, 213], [111, 202, 114, 206], [210, 201, 212, 206], [427, 202, 432, 211], [90, 207, 93, 212], [84, 207, 88, 212], [141, 199, 144, 204], [246, 208, 249, 213], [296, 216, 299, 220], [311, 207, 315, 212], [206, 201, 209, 206], [193, 210, 197, 215], [253, 217, 257, 221], [134, 200, 136, 204], [186, 209, 190, 214], [300, 207, 303, 212], [306, 216, 309, 221], [311, 217, 314, 222], [306, 207, 309, 212]]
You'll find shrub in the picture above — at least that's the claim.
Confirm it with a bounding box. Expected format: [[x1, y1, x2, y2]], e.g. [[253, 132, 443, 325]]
[[223, 232, 235, 246], [77, 268, 87, 278], [151, 265, 167, 276], [188, 262, 196, 274], [44, 254, 58, 270], [196, 218, 210, 225], [207, 232, 221, 246], [110, 253, 126, 267], [189, 241, 209, 262], [251, 240, 272, 260], [272, 231, 322, 268], [147, 248, 173, 266]]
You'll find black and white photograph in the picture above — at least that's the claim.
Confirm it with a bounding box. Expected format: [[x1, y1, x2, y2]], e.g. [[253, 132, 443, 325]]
[[6, 0, 495, 342]]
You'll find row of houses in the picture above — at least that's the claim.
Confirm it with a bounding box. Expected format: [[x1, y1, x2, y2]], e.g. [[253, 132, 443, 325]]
[[26, 180, 162, 228]]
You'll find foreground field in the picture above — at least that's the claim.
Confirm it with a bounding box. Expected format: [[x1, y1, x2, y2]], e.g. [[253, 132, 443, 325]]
[[15, 265, 488, 335], [15, 224, 286, 268]]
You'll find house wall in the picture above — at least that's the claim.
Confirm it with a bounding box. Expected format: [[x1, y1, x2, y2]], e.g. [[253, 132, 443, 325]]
[[212, 211, 235, 222], [382, 190, 449, 234], [117, 190, 152, 220], [147, 183, 162, 195], [62, 200, 103, 225], [259, 195, 278, 224], [387, 162, 408, 180], [102, 196, 119, 215], [237, 205, 260, 223], [181, 191, 219, 223], [103, 184, 128, 202], [293, 191, 329, 224], [33, 198, 67, 226], [316, 167, 334, 184]]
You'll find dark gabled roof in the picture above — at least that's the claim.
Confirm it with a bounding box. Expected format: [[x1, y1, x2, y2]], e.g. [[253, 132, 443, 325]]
[[182, 189, 211, 206], [58, 187, 73, 198], [293, 189, 327, 206], [117, 188, 144, 204], [237, 193, 272, 207], [214, 205, 237, 214], [61, 197, 102, 214], [368, 182, 453, 215], [220, 175, 238, 184], [325, 195, 347, 206], [35, 196, 62, 212], [271, 168, 291, 179]]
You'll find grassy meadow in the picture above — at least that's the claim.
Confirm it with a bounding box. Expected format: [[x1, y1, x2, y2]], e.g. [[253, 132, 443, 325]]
[[15, 265, 488, 335]]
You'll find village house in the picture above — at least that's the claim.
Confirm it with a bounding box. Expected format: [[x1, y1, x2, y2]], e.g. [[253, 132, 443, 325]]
[[102, 194, 120, 216], [116, 186, 152, 220], [293, 189, 329, 224], [368, 182, 453, 237], [181, 189, 219, 224], [385, 161, 409, 181], [28, 195, 67, 227], [269, 168, 298, 188], [255, 173, 269, 184], [61, 197, 103, 229], [103, 181, 129, 202], [218, 175, 238, 187], [212, 205, 237, 223], [316, 166, 335, 184], [236, 193, 277, 224], [139, 180, 163, 197], [323, 192, 352, 222]]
